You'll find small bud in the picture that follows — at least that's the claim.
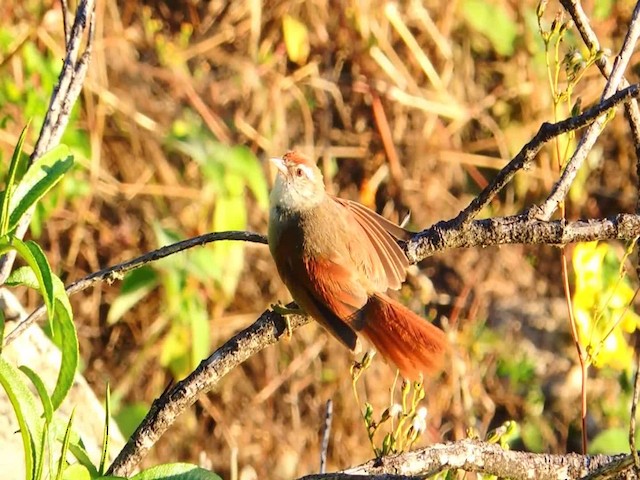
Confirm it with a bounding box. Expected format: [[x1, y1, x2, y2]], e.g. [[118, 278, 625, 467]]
[[389, 403, 403, 418], [536, 0, 548, 20], [361, 349, 376, 369], [364, 402, 374, 424], [382, 433, 394, 455], [571, 98, 582, 117], [411, 411, 427, 434]]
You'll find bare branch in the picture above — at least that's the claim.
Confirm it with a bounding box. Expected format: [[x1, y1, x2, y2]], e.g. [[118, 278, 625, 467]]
[[0, 0, 96, 285], [406, 213, 640, 263], [107, 306, 311, 476], [3, 231, 267, 346], [560, 0, 640, 160], [296, 439, 638, 480], [535, 1, 640, 221], [454, 84, 640, 226]]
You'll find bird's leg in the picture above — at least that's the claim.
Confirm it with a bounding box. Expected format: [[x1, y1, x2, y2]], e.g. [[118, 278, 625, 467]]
[[271, 302, 305, 339]]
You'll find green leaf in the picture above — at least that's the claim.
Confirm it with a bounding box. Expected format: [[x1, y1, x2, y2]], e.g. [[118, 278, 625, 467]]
[[188, 298, 209, 368], [107, 266, 159, 325], [1, 122, 30, 236], [461, 0, 518, 56], [19, 365, 54, 423], [131, 463, 222, 480], [6, 265, 41, 288], [49, 417, 99, 477], [7, 238, 55, 327], [55, 409, 76, 480], [0, 308, 4, 354], [0, 356, 44, 480], [50, 299, 79, 411], [8, 145, 73, 232], [210, 194, 247, 300], [99, 383, 111, 475], [67, 443, 99, 478], [205, 145, 268, 210], [5, 265, 77, 409], [61, 464, 91, 480]]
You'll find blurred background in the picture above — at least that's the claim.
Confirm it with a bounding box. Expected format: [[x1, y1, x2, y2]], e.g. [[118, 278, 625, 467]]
[[1, 0, 639, 478]]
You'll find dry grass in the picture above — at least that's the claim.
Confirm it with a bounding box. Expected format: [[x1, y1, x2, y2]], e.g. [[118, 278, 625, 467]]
[[1, 0, 639, 477]]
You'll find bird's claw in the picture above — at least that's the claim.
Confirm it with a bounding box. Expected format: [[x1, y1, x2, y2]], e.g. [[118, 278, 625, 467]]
[[271, 302, 304, 340]]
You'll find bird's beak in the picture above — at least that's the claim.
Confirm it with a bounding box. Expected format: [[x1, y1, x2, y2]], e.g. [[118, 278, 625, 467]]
[[270, 157, 288, 176]]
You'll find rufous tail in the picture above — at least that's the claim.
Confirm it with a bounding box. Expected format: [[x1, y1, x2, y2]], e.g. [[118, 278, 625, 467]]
[[359, 293, 447, 380]]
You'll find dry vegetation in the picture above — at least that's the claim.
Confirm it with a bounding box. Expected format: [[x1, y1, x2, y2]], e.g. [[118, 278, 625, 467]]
[[1, 0, 639, 478]]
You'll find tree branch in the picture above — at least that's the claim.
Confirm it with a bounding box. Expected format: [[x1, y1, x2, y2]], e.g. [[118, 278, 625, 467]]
[[560, 0, 640, 164], [104, 211, 640, 476], [535, 1, 640, 221], [453, 84, 640, 226], [0, 0, 96, 284], [295, 439, 639, 480], [107, 306, 312, 476], [3, 231, 267, 346]]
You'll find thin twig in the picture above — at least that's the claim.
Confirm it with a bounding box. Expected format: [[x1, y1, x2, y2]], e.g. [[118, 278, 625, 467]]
[[559, 0, 640, 164], [631, 348, 640, 469], [0, 0, 96, 285], [320, 399, 333, 474], [453, 84, 640, 226], [535, 1, 640, 221], [561, 250, 588, 453], [3, 231, 267, 346], [107, 306, 311, 476]]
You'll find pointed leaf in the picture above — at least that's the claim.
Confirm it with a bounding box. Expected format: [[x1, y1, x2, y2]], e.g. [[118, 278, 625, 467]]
[[8, 238, 55, 327], [107, 267, 158, 325], [19, 365, 54, 423], [99, 383, 111, 475], [131, 463, 222, 480], [1, 122, 30, 235], [50, 299, 78, 411], [55, 409, 76, 480], [8, 145, 73, 232], [0, 357, 44, 480]]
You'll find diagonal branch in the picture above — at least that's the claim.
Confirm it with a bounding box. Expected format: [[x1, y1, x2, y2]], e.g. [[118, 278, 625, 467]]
[[104, 213, 640, 477], [3, 231, 267, 346], [453, 84, 640, 226], [534, 1, 640, 221], [560, 0, 640, 212], [107, 306, 311, 476], [0, 0, 96, 285]]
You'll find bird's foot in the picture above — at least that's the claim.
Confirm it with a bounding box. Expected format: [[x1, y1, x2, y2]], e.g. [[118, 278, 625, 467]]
[[271, 302, 305, 340]]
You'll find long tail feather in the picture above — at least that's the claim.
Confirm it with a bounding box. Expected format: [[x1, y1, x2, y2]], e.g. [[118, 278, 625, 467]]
[[358, 294, 447, 380]]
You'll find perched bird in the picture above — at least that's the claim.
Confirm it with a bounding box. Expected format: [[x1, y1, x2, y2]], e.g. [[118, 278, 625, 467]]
[[268, 151, 447, 380]]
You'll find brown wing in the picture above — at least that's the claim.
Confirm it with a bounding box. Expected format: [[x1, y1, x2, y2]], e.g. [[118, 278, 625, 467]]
[[333, 197, 411, 291], [271, 221, 363, 350]]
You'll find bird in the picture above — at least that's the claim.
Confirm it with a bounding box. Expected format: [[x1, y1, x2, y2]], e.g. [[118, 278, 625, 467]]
[[268, 151, 447, 380]]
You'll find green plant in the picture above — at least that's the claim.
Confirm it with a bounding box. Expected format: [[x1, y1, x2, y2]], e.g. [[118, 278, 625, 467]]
[[351, 352, 432, 458], [0, 126, 223, 479], [0, 24, 91, 238]]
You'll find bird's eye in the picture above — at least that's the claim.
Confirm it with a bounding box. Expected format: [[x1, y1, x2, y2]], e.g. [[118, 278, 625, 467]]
[[295, 167, 304, 177]]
